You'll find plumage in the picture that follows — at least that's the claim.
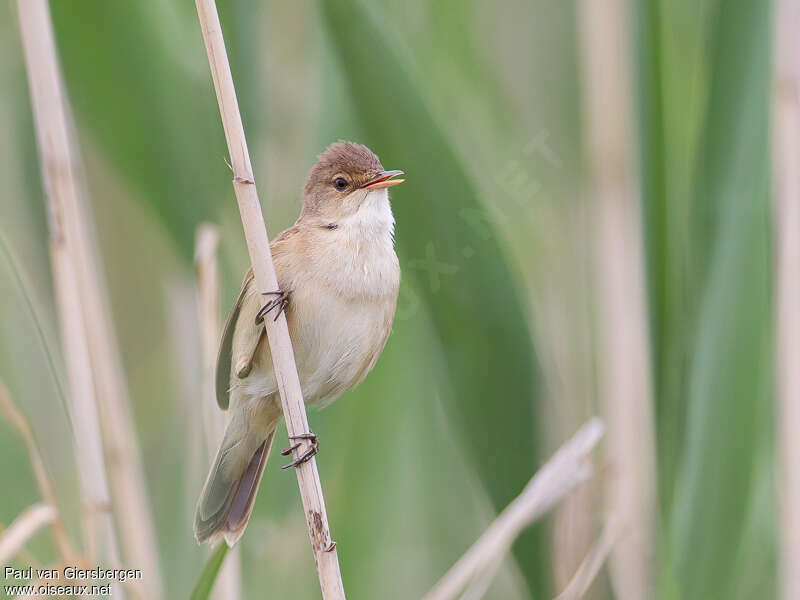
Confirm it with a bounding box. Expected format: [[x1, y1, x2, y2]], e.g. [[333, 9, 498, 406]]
[[195, 141, 401, 546]]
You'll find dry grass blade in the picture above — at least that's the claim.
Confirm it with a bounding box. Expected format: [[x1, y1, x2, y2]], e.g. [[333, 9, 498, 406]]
[[578, 0, 658, 597], [0, 232, 70, 420], [15, 1, 124, 596], [0, 504, 56, 565], [423, 419, 605, 600], [774, 0, 800, 598], [554, 519, 617, 600], [193, 2, 345, 597], [0, 380, 75, 560], [194, 224, 227, 451], [0, 523, 42, 569], [458, 553, 504, 600], [194, 224, 242, 600]]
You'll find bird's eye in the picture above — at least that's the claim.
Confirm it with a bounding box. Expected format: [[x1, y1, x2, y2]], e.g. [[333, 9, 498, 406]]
[[333, 177, 348, 191]]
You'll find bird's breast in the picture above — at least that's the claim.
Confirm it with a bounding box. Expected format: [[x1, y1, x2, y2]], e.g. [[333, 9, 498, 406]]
[[300, 216, 399, 302], [259, 195, 400, 407], [288, 282, 397, 406]]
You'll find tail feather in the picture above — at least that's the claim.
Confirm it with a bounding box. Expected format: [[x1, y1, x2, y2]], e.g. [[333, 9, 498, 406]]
[[224, 436, 271, 540], [194, 424, 275, 546]]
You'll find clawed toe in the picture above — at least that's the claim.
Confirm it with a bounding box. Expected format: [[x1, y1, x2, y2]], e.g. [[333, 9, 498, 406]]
[[281, 432, 319, 469], [255, 289, 291, 324]]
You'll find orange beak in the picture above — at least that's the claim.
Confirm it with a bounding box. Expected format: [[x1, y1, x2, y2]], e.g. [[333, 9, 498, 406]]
[[360, 170, 405, 190]]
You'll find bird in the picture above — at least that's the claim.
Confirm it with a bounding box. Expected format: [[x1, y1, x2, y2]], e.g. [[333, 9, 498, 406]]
[[194, 141, 403, 546]]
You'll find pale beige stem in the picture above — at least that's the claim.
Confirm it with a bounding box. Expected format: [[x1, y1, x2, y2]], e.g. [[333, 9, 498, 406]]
[[424, 419, 604, 600], [16, 4, 124, 596], [458, 553, 504, 600], [194, 225, 228, 450], [0, 504, 56, 565], [15, 2, 163, 598], [578, 1, 658, 598], [0, 522, 42, 569], [0, 381, 75, 560], [774, 1, 800, 598], [554, 518, 617, 600], [193, 2, 345, 597], [195, 224, 242, 600]]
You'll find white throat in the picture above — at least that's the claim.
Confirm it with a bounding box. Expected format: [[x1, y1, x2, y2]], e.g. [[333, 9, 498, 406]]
[[340, 188, 395, 242], [319, 187, 399, 300]]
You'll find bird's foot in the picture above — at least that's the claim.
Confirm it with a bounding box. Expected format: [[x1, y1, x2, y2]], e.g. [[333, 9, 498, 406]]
[[255, 289, 291, 324], [280, 432, 319, 469]]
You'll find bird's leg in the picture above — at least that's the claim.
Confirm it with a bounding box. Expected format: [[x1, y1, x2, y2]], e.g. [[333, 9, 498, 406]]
[[234, 327, 265, 379], [255, 289, 291, 324], [280, 432, 319, 469]]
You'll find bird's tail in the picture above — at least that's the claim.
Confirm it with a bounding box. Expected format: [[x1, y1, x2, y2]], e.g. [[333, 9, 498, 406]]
[[194, 413, 277, 546]]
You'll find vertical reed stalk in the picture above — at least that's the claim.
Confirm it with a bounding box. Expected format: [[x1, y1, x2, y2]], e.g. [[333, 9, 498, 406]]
[[15, 2, 164, 597], [16, 7, 123, 595], [193, 2, 346, 597], [578, 0, 658, 597], [67, 210, 164, 600], [774, 1, 800, 597], [194, 225, 227, 452], [195, 224, 242, 600]]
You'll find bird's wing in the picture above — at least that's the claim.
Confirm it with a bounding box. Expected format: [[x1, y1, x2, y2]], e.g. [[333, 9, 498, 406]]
[[215, 268, 263, 409], [215, 227, 303, 410]]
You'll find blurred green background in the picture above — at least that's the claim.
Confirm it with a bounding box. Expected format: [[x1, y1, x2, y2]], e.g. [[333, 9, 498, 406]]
[[0, 0, 775, 599]]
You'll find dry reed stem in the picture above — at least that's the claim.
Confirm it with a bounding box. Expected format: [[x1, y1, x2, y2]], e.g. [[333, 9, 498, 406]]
[[69, 221, 165, 599], [195, 224, 242, 600], [15, 1, 163, 597], [578, 0, 658, 597], [554, 518, 617, 600], [194, 225, 227, 451], [193, 2, 345, 597], [773, 1, 800, 598], [16, 1, 124, 596], [0, 523, 42, 569], [458, 553, 504, 600], [423, 419, 604, 600], [0, 380, 75, 560], [0, 504, 56, 565]]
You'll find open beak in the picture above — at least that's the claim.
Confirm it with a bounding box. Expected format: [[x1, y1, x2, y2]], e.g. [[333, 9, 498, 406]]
[[360, 169, 405, 190]]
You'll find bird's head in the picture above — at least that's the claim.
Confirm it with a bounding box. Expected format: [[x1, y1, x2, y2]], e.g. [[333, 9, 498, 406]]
[[300, 141, 404, 223]]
